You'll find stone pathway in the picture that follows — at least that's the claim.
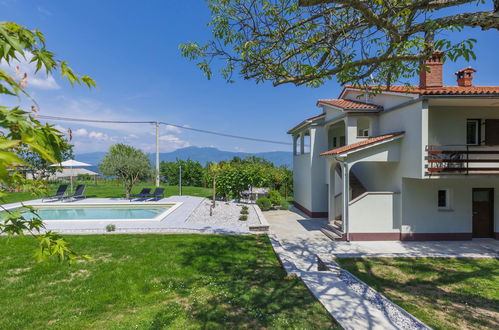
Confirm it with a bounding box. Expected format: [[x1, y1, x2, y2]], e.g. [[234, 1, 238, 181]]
[[264, 208, 499, 329]]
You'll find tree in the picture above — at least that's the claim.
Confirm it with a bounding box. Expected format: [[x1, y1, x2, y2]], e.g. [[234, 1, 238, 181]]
[[17, 139, 74, 181], [160, 159, 206, 187], [99, 144, 151, 199], [0, 21, 95, 263], [181, 0, 499, 88]]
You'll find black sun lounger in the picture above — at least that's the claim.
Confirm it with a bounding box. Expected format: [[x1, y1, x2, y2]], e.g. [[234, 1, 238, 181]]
[[42, 184, 68, 202], [62, 184, 87, 201], [147, 188, 165, 201], [130, 188, 151, 200]]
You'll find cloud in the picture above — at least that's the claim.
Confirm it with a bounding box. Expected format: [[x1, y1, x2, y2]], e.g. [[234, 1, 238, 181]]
[[73, 128, 89, 137], [37, 6, 53, 16], [0, 52, 60, 90], [88, 131, 109, 140], [164, 125, 181, 134]]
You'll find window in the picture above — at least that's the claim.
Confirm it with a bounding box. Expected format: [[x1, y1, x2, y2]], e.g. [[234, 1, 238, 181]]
[[466, 119, 480, 145], [340, 136, 346, 146], [438, 189, 451, 210], [333, 137, 337, 147]]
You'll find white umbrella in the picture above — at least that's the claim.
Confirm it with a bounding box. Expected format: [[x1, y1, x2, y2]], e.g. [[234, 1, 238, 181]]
[[51, 160, 92, 192]]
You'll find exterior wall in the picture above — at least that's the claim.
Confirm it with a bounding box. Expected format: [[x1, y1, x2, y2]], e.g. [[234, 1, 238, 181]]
[[352, 162, 400, 191], [293, 153, 312, 212], [310, 125, 329, 214], [429, 106, 499, 145], [349, 192, 401, 239], [402, 177, 499, 237], [343, 89, 415, 109], [378, 101, 426, 179]]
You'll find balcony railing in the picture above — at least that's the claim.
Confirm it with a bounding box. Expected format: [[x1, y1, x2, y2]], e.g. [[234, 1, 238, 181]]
[[426, 145, 499, 175]]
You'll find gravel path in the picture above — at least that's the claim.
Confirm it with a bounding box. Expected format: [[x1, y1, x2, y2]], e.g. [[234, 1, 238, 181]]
[[186, 200, 261, 231]]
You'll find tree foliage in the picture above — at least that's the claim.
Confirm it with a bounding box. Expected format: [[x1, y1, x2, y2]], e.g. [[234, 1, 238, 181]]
[[0, 21, 95, 263], [181, 0, 499, 87], [99, 144, 151, 199], [17, 140, 74, 181], [160, 159, 205, 187]]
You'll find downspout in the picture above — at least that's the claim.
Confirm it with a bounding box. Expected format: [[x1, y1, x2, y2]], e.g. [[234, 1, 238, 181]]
[[335, 156, 350, 242]]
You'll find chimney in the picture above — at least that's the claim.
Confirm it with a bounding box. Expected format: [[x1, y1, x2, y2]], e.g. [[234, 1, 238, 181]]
[[419, 50, 444, 89], [455, 67, 476, 87]]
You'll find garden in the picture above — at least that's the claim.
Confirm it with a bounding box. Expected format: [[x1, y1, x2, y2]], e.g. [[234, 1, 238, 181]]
[[0, 234, 338, 329]]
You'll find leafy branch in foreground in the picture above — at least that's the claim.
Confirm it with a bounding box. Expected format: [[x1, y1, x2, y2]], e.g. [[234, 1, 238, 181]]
[[0, 21, 95, 262], [180, 0, 498, 87]]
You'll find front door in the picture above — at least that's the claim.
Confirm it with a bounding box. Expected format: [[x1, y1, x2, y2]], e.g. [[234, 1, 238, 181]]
[[472, 188, 494, 238]]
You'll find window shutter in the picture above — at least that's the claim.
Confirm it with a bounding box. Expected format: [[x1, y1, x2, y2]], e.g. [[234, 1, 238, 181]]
[[485, 120, 499, 146]]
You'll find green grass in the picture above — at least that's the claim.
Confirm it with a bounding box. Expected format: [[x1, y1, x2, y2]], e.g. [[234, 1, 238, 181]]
[[336, 258, 499, 330], [0, 234, 338, 329], [1, 182, 212, 204]]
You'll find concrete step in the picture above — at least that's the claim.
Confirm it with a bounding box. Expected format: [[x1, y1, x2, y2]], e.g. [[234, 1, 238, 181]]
[[325, 223, 343, 237], [320, 227, 343, 241], [333, 219, 342, 227]]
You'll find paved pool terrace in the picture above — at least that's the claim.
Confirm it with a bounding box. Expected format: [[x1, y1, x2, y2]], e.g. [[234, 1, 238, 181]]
[[2, 196, 263, 235]]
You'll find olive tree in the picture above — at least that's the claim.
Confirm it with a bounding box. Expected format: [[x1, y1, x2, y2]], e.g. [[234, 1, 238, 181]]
[[181, 0, 499, 87], [99, 144, 152, 199], [0, 21, 94, 263]]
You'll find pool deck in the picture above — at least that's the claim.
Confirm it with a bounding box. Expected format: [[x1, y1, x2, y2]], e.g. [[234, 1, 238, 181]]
[[2, 196, 259, 235]]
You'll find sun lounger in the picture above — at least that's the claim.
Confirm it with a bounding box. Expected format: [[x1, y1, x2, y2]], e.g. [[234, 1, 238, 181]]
[[147, 188, 165, 201], [62, 184, 86, 201], [130, 188, 151, 200], [42, 184, 68, 202]]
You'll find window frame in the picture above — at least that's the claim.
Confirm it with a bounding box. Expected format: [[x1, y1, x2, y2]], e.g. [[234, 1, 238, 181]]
[[437, 189, 452, 211], [466, 119, 481, 146]]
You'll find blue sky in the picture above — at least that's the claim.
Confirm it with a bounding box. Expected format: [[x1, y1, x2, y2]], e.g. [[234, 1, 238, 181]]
[[1, 0, 498, 154]]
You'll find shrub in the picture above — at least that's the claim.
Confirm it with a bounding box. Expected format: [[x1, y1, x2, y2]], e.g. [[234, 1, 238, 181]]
[[240, 208, 249, 215], [256, 198, 272, 211], [268, 190, 282, 205], [106, 224, 116, 232], [279, 200, 290, 210], [242, 205, 249, 211], [239, 215, 248, 221]]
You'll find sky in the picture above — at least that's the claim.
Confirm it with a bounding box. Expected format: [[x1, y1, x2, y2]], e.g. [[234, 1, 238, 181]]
[[1, 0, 498, 155]]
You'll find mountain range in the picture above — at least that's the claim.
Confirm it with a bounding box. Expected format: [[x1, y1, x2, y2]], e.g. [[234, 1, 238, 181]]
[[76, 146, 293, 173]]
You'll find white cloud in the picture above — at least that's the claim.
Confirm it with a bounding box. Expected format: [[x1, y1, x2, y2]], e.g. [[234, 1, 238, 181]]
[[73, 128, 89, 137], [0, 52, 60, 90], [88, 131, 109, 140], [164, 125, 181, 134]]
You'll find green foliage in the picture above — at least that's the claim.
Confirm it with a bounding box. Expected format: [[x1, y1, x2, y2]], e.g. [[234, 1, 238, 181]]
[[207, 156, 293, 200], [268, 190, 282, 205], [279, 199, 290, 210], [105, 224, 116, 232], [17, 140, 74, 181], [180, 0, 491, 88], [256, 198, 271, 211], [99, 144, 151, 199], [0, 21, 94, 262], [160, 159, 206, 187], [239, 215, 248, 221], [240, 208, 249, 215]]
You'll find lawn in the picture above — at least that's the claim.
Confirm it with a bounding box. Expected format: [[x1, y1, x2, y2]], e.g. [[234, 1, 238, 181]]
[[0, 234, 338, 329], [336, 258, 499, 329], [1, 182, 212, 205]]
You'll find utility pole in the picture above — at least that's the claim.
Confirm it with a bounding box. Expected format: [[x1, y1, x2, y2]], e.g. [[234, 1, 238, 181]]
[[179, 165, 182, 196], [155, 122, 160, 187]]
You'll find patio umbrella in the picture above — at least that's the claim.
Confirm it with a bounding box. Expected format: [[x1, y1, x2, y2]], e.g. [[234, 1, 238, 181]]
[[51, 160, 92, 192]]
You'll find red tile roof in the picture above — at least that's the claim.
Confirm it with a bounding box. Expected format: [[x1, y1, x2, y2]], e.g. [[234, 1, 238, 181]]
[[346, 85, 499, 95], [320, 132, 405, 156], [317, 99, 381, 110]]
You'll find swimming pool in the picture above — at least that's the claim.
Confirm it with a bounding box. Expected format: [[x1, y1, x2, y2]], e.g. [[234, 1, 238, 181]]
[[6, 204, 180, 222]]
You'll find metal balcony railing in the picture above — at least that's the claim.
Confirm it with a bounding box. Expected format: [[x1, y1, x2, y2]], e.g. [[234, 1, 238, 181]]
[[426, 145, 499, 175]]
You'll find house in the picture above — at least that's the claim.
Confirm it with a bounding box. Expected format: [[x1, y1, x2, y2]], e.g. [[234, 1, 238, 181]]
[[288, 52, 499, 241]]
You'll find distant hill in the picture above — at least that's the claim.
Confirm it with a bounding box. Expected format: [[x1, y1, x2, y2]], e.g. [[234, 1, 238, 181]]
[[76, 146, 292, 173]]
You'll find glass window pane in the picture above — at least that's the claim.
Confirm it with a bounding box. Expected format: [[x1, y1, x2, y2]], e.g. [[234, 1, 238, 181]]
[[473, 190, 490, 202], [467, 120, 478, 145], [438, 190, 447, 207]]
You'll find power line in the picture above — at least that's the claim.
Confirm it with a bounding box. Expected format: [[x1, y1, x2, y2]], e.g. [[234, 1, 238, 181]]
[[37, 115, 292, 146]]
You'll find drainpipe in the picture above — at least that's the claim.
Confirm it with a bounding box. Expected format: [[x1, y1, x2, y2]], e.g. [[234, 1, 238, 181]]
[[336, 157, 350, 242]]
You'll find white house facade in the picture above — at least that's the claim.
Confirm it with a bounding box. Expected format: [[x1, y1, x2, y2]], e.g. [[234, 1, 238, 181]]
[[288, 52, 499, 241]]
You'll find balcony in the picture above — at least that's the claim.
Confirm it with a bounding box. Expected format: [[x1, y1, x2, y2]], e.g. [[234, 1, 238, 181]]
[[426, 145, 499, 175]]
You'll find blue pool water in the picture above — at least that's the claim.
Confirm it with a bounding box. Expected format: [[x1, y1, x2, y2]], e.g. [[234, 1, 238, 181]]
[[14, 206, 170, 221]]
